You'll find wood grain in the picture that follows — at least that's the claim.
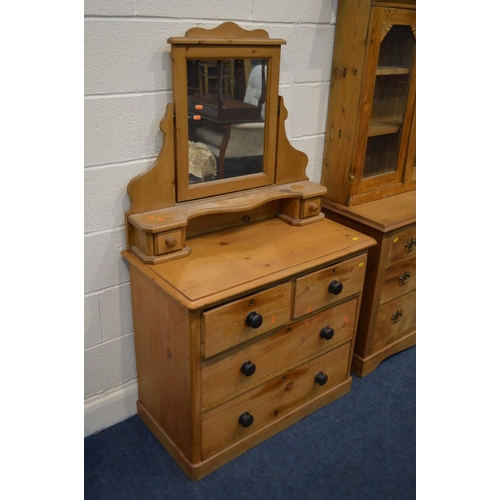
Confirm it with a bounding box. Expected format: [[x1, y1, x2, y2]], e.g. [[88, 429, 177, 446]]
[[202, 343, 351, 459], [293, 254, 367, 318], [202, 282, 292, 358], [201, 299, 357, 409]]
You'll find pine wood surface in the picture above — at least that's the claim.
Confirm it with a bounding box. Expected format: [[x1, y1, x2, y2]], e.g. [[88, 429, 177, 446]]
[[321, 0, 416, 206], [201, 299, 357, 409], [293, 253, 367, 318], [372, 289, 416, 350], [322, 190, 416, 233], [168, 22, 286, 46], [129, 266, 197, 462], [201, 342, 351, 459], [138, 378, 352, 481], [202, 282, 292, 359], [128, 181, 326, 233], [380, 255, 416, 304], [322, 193, 416, 377], [139, 217, 375, 309]]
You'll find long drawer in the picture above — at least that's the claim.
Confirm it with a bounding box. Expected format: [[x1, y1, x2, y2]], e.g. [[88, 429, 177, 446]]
[[380, 255, 416, 304], [201, 297, 357, 408], [201, 341, 351, 459], [372, 289, 416, 350], [201, 282, 292, 358], [386, 226, 416, 266], [293, 254, 367, 318]]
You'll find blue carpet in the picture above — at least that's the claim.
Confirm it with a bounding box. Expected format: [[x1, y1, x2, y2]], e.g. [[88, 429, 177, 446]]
[[85, 346, 415, 499]]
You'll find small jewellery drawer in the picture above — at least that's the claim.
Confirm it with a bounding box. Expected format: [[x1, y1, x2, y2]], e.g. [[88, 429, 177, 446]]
[[201, 341, 351, 459], [202, 282, 292, 358], [293, 254, 367, 319], [380, 256, 416, 304], [386, 227, 416, 266], [201, 298, 357, 408], [372, 289, 416, 350]]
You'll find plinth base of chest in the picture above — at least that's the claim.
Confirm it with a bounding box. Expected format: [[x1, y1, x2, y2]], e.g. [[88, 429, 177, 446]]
[[351, 330, 416, 378]]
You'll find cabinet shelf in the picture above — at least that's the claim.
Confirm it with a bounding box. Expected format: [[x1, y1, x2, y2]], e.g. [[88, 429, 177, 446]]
[[376, 66, 411, 76], [368, 119, 403, 137]]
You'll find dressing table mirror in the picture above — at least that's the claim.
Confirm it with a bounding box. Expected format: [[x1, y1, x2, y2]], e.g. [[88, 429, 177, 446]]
[[124, 22, 331, 265], [121, 22, 376, 480]]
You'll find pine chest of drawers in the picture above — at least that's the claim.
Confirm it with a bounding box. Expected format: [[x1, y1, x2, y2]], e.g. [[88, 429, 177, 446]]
[[122, 217, 375, 480], [322, 191, 416, 377]]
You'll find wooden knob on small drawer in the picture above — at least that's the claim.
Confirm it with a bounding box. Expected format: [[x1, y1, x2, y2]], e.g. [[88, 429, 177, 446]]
[[240, 361, 256, 377], [328, 280, 343, 295], [246, 311, 263, 329], [314, 372, 329, 386], [165, 237, 177, 248], [309, 202, 319, 212], [238, 412, 254, 428]]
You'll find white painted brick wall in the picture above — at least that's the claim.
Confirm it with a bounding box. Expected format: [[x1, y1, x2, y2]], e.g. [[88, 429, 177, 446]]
[[84, 0, 338, 424]]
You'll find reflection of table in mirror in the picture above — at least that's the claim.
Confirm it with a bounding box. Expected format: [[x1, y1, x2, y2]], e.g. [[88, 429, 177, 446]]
[[188, 98, 264, 180]]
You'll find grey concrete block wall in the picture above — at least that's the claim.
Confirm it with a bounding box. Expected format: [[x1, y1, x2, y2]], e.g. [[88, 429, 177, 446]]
[[84, 0, 338, 422]]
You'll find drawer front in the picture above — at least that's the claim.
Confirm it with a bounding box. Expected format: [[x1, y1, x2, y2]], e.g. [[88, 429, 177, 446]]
[[202, 342, 351, 459], [372, 289, 416, 350], [380, 256, 416, 304], [386, 227, 416, 266], [202, 282, 292, 359], [293, 254, 367, 319], [202, 298, 357, 408]]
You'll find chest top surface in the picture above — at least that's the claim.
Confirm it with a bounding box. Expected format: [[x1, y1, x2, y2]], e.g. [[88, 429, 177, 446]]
[[124, 218, 375, 309], [324, 190, 416, 233]]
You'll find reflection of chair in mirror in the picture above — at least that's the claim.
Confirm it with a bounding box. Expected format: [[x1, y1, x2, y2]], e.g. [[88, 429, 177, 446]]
[[198, 60, 234, 98], [194, 64, 266, 179]]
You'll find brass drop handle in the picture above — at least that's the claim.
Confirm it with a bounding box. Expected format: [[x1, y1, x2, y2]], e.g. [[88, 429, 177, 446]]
[[399, 270, 412, 284], [405, 238, 416, 252], [391, 310, 404, 323]]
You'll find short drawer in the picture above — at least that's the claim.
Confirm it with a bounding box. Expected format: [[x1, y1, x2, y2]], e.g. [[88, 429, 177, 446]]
[[201, 341, 351, 459], [202, 282, 292, 358], [293, 254, 367, 319], [386, 226, 416, 266], [380, 256, 416, 304], [372, 289, 416, 350], [202, 297, 357, 408]]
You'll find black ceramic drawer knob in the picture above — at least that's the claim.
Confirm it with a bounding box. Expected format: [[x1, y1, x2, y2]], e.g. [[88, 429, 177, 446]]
[[314, 372, 328, 386], [328, 280, 343, 295], [320, 326, 334, 340], [246, 311, 263, 329], [238, 412, 254, 428], [240, 361, 256, 377]]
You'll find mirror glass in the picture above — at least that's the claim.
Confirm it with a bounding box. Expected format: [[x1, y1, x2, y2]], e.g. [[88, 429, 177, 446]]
[[186, 58, 268, 184]]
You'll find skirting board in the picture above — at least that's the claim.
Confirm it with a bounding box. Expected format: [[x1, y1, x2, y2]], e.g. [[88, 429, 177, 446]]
[[84, 379, 138, 437]]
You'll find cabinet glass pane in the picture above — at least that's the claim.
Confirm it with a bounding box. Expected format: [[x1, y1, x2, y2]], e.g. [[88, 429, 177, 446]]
[[362, 25, 415, 179]]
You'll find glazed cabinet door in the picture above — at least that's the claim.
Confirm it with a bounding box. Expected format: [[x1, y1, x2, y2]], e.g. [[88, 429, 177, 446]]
[[351, 6, 416, 199]]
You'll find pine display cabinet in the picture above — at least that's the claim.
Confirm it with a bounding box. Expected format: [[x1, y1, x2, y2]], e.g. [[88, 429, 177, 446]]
[[321, 1, 416, 376]]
